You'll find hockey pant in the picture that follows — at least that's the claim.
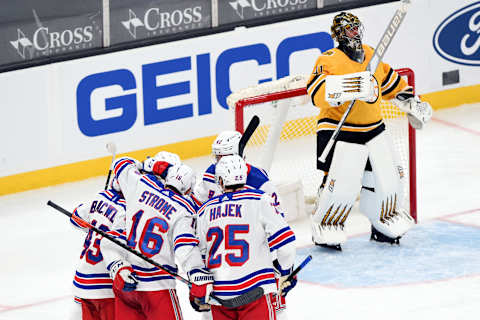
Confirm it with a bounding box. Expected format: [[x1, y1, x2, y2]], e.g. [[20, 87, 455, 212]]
[[72, 296, 115, 320], [211, 293, 277, 320], [113, 288, 183, 320]]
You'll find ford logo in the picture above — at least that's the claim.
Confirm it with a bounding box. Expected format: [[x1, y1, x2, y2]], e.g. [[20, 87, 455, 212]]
[[433, 2, 480, 66]]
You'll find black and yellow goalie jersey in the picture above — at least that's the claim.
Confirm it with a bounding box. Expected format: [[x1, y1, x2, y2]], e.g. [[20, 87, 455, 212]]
[[307, 44, 408, 133]]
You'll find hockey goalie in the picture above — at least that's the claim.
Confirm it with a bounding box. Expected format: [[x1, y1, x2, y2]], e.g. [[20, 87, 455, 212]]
[[308, 12, 433, 250]]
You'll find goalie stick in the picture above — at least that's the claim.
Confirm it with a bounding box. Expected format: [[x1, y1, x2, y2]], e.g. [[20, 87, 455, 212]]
[[104, 142, 117, 190], [46, 200, 263, 308], [318, 0, 411, 162], [238, 115, 260, 157]]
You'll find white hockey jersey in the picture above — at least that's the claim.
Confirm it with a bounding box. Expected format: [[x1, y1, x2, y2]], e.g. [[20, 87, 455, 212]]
[[194, 163, 284, 216], [70, 189, 126, 299], [109, 157, 205, 291], [196, 189, 296, 299]]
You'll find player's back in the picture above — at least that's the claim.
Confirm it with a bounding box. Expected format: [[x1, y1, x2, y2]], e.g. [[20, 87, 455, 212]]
[[123, 174, 197, 291], [196, 189, 279, 298], [71, 189, 126, 299]]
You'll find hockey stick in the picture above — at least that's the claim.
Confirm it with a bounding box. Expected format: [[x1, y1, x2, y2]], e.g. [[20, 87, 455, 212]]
[[288, 255, 312, 281], [104, 142, 117, 190], [47, 200, 263, 308], [318, 0, 411, 162], [238, 115, 260, 157]]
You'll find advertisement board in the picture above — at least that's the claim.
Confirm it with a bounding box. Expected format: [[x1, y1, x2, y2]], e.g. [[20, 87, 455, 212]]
[[0, 0, 102, 66], [110, 0, 211, 45], [218, 0, 317, 25], [0, 0, 479, 182]]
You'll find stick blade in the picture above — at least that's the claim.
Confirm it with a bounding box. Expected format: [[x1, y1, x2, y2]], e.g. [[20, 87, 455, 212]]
[[238, 115, 260, 157], [106, 142, 116, 154]]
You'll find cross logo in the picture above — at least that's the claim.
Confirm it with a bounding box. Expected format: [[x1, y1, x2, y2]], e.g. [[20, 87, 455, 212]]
[[9, 29, 33, 59], [229, 0, 252, 19], [121, 9, 144, 39]]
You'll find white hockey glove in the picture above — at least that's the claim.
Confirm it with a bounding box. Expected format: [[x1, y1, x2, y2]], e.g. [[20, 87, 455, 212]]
[[188, 268, 214, 312], [273, 260, 297, 297], [394, 90, 433, 129], [108, 260, 138, 292], [325, 71, 379, 106]]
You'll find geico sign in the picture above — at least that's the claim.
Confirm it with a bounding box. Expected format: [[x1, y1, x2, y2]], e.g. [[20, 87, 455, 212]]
[[76, 32, 333, 137]]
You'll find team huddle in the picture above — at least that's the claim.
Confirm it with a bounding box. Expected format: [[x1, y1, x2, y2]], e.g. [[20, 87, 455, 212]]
[[65, 10, 432, 320], [69, 131, 296, 320]]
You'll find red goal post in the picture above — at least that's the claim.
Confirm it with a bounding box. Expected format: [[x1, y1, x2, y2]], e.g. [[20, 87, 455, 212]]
[[230, 68, 417, 222]]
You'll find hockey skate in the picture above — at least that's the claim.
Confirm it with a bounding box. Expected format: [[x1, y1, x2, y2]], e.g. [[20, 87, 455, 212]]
[[370, 225, 400, 245]]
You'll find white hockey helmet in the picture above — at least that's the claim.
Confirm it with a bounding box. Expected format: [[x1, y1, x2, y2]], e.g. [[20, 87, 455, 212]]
[[215, 155, 247, 189], [212, 131, 242, 158], [165, 164, 196, 195], [154, 151, 181, 166]]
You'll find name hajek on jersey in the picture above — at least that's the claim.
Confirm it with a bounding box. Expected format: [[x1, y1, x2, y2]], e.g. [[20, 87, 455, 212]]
[[209, 203, 243, 222]]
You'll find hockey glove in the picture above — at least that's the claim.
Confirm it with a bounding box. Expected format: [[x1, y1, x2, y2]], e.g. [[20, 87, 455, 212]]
[[273, 259, 297, 297], [143, 158, 172, 179], [394, 90, 433, 129], [108, 260, 138, 292], [188, 268, 214, 312]]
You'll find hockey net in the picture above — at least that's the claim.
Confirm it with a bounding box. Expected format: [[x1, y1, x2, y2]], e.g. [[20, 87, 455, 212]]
[[228, 68, 417, 222]]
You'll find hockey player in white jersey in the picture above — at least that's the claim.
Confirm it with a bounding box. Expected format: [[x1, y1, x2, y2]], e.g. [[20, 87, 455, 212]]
[[194, 130, 291, 318], [196, 155, 297, 320], [101, 158, 213, 320], [143, 150, 203, 209], [69, 186, 127, 320], [194, 131, 280, 207]]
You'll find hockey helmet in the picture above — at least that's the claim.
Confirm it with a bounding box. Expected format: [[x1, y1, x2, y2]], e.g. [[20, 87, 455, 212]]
[[154, 151, 181, 166], [165, 163, 196, 195], [331, 12, 364, 50], [215, 155, 247, 188], [212, 131, 242, 160]]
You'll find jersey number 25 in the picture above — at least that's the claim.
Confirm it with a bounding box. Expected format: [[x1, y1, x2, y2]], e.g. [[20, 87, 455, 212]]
[[207, 224, 249, 269]]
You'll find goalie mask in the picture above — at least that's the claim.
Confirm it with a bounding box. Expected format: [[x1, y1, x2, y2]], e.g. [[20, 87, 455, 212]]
[[331, 12, 365, 63], [212, 131, 242, 162]]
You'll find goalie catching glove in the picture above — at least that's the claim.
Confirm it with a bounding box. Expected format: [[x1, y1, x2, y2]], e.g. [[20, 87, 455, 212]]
[[325, 71, 379, 106], [108, 260, 138, 292], [188, 268, 214, 312], [393, 87, 433, 129]]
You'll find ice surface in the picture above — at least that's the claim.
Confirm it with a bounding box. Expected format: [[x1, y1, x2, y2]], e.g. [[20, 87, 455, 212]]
[[1, 104, 480, 319]]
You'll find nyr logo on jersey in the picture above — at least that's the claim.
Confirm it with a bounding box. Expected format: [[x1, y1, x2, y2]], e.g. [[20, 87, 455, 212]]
[[433, 2, 480, 66]]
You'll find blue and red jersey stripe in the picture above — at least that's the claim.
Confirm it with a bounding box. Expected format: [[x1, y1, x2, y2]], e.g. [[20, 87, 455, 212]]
[[268, 226, 296, 251], [213, 268, 276, 296]]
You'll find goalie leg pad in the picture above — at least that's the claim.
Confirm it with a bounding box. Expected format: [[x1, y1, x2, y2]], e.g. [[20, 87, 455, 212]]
[[360, 132, 413, 238], [312, 141, 369, 246]]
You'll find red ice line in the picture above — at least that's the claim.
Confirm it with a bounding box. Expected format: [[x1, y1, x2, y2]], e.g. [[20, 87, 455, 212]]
[[0, 295, 70, 314], [431, 117, 480, 136], [2, 205, 479, 311]]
